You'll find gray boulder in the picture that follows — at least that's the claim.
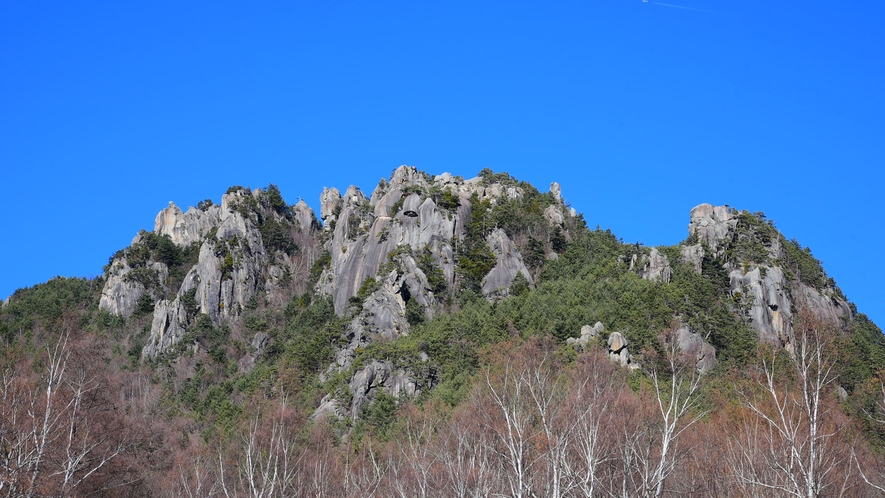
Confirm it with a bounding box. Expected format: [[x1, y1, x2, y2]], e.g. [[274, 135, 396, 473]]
[[607, 332, 636, 368], [671, 325, 717, 372], [544, 204, 565, 226], [348, 360, 420, 421], [567, 322, 604, 349]]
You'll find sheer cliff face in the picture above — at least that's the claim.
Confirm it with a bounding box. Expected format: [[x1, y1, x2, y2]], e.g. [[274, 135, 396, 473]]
[[313, 167, 537, 418], [314, 166, 532, 315]]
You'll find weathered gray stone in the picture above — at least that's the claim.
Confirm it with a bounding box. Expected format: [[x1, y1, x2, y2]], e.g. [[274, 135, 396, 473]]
[[401, 193, 422, 217], [544, 204, 565, 226], [99, 259, 168, 318], [434, 172, 455, 185], [567, 322, 604, 349], [640, 247, 673, 283], [347, 360, 420, 420], [688, 203, 737, 255], [251, 332, 269, 351], [370, 178, 389, 205], [729, 266, 792, 344], [320, 187, 342, 228], [608, 331, 628, 353], [142, 297, 189, 358], [154, 201, 222, 246], [672, 325, 717, 372], [550, 182, 562, 203], [607, 331, 635, 368], [482, 228, 533, 298], [795, 282, 851, 323], [99, 258, 145, 318], [373, 188, 403, 218], [312, 394, 344, 420], [680, 244, 704, 274], [142, 193, 275, 358], [292, 200, 316, 232], [390, 165, 431, 190]]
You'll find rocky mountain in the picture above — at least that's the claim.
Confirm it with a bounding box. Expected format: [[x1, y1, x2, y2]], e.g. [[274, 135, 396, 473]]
[[95, 166, 858, 421], [5, 165, 885, 497]]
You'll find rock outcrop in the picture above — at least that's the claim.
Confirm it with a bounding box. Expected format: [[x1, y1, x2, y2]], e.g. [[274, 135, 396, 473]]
[[670, 325, 717, 372], [154, 202, 221, 246], [681, 203, 851, 348], [312, 166, 560, 419], [482, 228, 533, 298], [348, 360, 421, 422], [639, 247, 673, 283], [729, 266, 793, 344], [567, 322, 604, 349], [97, 172, 865, 423], [142, 191, 277, 357], [607, 331, 637, 369], [98, 258, 168, 318], [100, 187, 319, 359], [688, 203, 736, 255]]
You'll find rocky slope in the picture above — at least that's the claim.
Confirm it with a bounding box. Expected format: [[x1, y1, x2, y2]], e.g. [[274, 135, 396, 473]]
[[640, 203, 850, 349], [97, 166, 855, 421]]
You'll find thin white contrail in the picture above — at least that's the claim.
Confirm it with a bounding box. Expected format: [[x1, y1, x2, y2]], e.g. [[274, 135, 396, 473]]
[[651, 2, 713, 13]]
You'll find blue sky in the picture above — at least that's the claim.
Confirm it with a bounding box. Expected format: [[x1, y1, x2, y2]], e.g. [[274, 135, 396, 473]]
[[2, 0, 882, 326]]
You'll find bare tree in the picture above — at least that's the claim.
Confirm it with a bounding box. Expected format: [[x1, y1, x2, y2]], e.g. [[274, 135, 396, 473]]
[[438, 405, 500, 498], [0, 332, 134, 497], [853, 383, 885, 494], [563, 347, 620, 498], [613, 330, 705, 498], [523, 341, 573, 498], [341, 440, 386, 498], [480, 352, 540, 498], [218, 398, 304, 498], [389, 404, 440, 498], [732, 310, 850, 498]]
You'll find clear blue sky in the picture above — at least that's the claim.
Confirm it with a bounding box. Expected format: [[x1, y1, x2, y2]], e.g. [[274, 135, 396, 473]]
[[2, 1, 882, 326]]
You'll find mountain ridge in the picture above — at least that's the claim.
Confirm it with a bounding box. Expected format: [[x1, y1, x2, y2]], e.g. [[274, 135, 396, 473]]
[[3, 166, 885, 496]]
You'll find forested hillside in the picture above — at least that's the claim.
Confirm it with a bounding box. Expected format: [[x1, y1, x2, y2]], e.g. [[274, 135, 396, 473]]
[[2, 166, 885, 497]]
